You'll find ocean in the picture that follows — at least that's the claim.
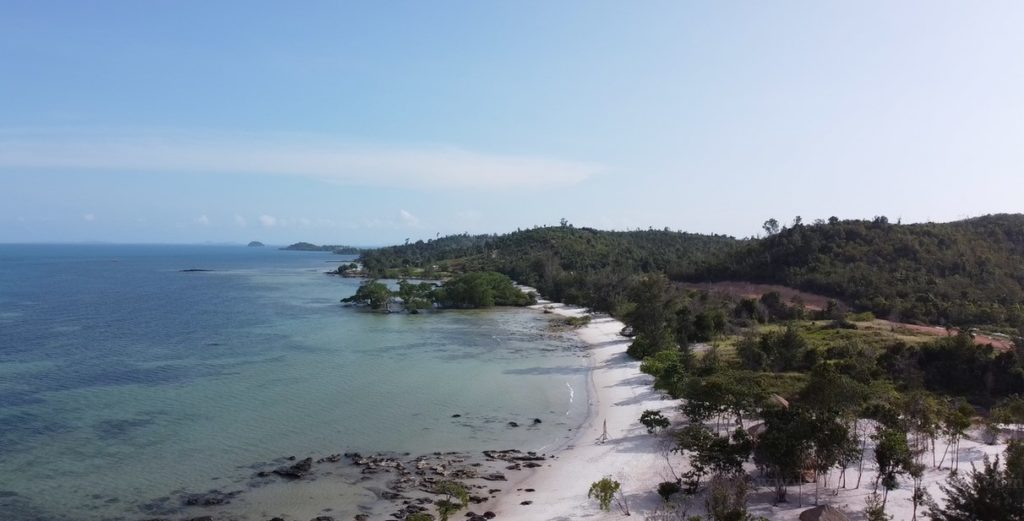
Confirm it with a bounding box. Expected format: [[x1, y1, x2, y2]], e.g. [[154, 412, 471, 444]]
[[0, 245, 589, 521]]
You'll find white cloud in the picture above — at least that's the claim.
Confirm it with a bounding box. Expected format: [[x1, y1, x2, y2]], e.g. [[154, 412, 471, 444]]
[[0, 131, 600, 190], [234, 215, 247, 227], [259, 214, 277, 227], [399, 209, 420, 227], [83, 213, 96, 222], [194, 214, 210, 226]]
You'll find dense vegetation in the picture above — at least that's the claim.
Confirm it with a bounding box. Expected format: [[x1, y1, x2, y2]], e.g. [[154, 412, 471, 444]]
[[636, 288, 1024, 519], [340, 272, 534, 312], [691, 214, 1024, 328], [360, 224, 740, 313], [358, 215, 1024, 329]]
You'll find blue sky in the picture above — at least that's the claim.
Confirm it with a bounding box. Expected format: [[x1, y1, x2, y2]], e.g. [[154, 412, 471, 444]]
[[2, 1, 1022, 245]]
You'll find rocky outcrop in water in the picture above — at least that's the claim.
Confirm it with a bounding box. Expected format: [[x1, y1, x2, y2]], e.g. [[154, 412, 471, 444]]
[[271, 457, 313, 479], [181, 490, 240, 506], [139, 447, 549, 521]]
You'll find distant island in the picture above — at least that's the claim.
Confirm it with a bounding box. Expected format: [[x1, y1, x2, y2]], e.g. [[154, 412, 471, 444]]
[[247, 241, 265, 247], [280, 242, 361, 255]]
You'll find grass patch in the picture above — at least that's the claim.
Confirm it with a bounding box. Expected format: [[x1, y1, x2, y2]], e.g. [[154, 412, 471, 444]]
[[564, 315, 593, 328]]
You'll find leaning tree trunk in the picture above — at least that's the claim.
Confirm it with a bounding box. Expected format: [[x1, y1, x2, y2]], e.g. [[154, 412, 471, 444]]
[[938, 437, 952, 470]]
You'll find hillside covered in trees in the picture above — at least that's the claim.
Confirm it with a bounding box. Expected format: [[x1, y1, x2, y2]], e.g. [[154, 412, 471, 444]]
[[359, 226, 741, 313], [689, 214, 1024, 328], [358, 215, 1024, 329]]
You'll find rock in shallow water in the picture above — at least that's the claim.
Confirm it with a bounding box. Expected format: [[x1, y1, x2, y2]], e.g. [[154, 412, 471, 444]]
[[181, 489, 239, 506], [273, 457, 313, 479]]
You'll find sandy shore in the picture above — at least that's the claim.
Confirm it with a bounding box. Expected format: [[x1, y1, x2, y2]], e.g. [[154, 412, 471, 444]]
[[485, 298, 680, 520], [485, 293, 1013, 521]]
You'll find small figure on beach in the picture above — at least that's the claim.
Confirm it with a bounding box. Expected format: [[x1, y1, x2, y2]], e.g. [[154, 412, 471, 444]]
[[597, 419, 609, 444]]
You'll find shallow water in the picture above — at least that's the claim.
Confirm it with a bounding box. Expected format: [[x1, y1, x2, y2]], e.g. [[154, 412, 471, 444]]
[[0, 245, 589, 521]]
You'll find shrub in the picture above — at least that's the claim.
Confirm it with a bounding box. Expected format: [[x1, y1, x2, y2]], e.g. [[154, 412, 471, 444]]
[[588, 477, 621, 512], [641, 410, 671, 433], [657, 480, 682, 501]]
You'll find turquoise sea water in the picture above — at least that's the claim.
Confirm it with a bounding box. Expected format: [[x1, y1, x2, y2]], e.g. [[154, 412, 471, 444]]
[[0, 245, 589, 521]]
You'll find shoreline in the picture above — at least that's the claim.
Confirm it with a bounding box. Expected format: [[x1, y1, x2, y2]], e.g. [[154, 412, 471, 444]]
[[117, 301, 594, 521], [481, 293, 680, 520]]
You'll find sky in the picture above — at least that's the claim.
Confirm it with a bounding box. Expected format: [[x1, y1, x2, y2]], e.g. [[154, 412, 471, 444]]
[[2, 1, 1023, 245]]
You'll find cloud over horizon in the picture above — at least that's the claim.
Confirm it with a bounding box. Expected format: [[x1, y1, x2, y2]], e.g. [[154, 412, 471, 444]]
[[0, 131, 600, 190]]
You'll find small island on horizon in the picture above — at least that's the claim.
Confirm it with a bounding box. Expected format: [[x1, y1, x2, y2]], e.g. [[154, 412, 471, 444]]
[[247, 241, 265, 247]]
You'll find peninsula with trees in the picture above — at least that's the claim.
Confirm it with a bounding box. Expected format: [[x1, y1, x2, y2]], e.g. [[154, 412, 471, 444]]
[[281, 242, 362, 254]]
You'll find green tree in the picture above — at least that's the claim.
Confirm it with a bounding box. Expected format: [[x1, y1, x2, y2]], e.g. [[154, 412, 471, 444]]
[[433, 272, 534, 308], [901, 391, 942, 467], [754, 406, 815, 504], [640, 410, 671, 433], [434, 481, 469, 521], [706, 474, 762, 521], [736, 332, 767, 371], [641, 349, 688, 397], [396, 279, 436, 312], [588, 477, 621, 512], [341, 279, 393, 310], [674, 425, 752, 493], [757, 325, 809, 372], [939, 399, 974, 471], [927, 441, 1024, 521], [873, 426, 913, 508], [625, 274, 679, 359]]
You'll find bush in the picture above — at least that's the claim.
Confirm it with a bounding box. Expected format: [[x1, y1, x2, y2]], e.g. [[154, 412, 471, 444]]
[[657, 480, 682, 501], [434, 272, 535, 308], [588, 477, 621, 512], [564, 315, 593, 327], [640, 410, 671, 433], [847, 311, 876, 322]]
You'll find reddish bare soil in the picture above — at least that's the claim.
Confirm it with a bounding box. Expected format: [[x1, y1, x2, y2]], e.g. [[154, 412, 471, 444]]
[[884, 321, 1015, 351]]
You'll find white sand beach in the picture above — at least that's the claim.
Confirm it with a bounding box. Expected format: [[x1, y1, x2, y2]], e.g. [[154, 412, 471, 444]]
[[487, 293, 1013, 521], [488, 298, 681, 520]]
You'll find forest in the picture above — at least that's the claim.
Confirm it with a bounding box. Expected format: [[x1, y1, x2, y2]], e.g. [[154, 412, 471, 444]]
[[691, 214, 1024, 328], [359, 215, 1024, 329]]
